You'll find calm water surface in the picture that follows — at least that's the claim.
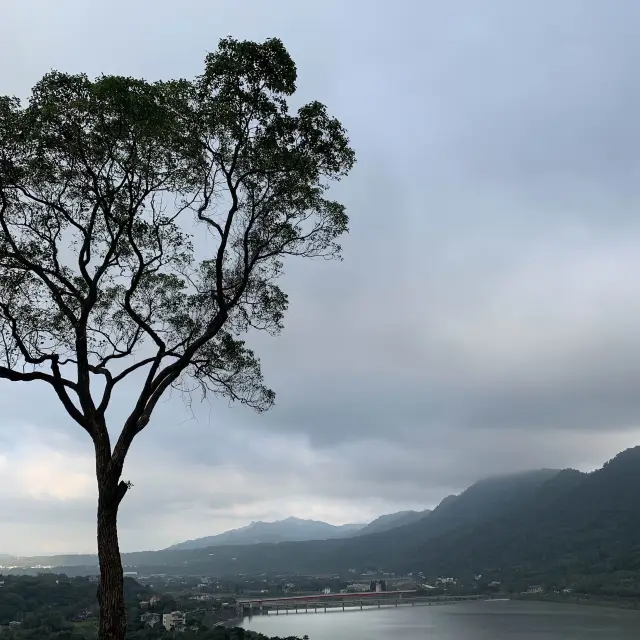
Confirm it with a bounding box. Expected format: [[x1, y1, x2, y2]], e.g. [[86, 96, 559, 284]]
[[241, 600, 640, 639]]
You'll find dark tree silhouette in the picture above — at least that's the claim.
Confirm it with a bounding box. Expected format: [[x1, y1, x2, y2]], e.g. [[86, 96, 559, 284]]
[[0, 37, 355, 640]]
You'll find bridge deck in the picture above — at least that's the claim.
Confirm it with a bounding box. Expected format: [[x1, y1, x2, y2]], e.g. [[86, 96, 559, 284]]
[[238, 590, 417, 605]]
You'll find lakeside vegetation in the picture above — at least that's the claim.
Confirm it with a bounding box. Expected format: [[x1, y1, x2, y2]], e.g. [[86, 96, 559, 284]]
[[0, 574, 308, 639], [4, 570, 640, 640]]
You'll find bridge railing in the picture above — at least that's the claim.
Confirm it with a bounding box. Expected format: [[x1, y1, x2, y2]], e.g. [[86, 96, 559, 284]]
[[238, 593, 494, 613]]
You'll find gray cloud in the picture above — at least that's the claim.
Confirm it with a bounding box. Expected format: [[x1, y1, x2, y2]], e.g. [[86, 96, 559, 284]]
[[2, 0, 640, 554]]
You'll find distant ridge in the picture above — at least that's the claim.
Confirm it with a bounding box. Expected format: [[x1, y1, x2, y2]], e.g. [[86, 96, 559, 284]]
[[164, 516, 366, 550], [12, 447, 640, 597], [355, 509, 431, 536]]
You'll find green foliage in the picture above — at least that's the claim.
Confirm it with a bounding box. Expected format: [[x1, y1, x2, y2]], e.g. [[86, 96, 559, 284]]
[[0, 577, 309, 639], [0, 575, 155, 638], [0, 34, 354, 447], [0, 574, 92, 625]]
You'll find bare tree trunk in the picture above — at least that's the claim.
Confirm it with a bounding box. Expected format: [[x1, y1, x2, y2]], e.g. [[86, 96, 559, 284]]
[[97, 484, 126, 640]]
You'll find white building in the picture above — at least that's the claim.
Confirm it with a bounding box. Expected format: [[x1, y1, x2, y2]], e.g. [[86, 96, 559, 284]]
[[163, 611, 186, 632]]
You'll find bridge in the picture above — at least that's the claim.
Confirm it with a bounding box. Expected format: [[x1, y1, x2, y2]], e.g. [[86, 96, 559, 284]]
[[237, 591, 492, 615]]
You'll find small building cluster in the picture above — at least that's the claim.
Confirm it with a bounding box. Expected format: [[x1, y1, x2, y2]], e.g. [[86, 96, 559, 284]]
[[162, 610, 186, 632]]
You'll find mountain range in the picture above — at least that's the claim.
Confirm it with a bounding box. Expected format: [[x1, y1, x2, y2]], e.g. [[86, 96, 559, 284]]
[[164, 517, 366, 550], [164, 509, 434, 550], [6, 446, 640, 596], [0, 510, 432, 567]]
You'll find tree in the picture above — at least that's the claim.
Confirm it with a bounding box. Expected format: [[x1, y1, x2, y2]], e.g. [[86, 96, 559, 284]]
[[0, 37, 355, 640]]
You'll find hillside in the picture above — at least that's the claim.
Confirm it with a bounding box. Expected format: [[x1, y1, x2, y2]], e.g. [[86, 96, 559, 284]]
[[13, 467, 561, 576], [10, 449, 640, 593], [410, 448, 640, 591], [355, 510, 431, 536], [190, 454, 638, 588], [165, 517, 365, 550]]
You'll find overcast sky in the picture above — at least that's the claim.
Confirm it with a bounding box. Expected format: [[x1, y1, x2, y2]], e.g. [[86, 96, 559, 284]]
[[2, 0, 640, 555]]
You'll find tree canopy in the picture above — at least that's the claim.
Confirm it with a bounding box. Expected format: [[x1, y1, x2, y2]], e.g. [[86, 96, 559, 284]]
[[0, 35, 354, 470], [0, 36, 355, 640]]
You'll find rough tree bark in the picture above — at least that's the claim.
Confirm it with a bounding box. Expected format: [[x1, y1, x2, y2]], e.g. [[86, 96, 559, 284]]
[[95, 439, 129, 640], [97, 491, 126, 640]]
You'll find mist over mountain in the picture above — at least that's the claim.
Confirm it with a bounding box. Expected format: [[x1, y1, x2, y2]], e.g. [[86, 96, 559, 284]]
[[7, 448, 640, 596], [0, 467, 562, 572]]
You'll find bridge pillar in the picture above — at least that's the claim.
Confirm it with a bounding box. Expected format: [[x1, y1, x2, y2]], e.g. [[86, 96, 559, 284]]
[[305, 605, 308, 613], [395, 598, 398, 607], [360, 601, 363, 610]]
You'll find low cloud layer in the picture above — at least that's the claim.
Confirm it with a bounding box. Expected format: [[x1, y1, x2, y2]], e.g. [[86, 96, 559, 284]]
[[2, 0, 640, 554]]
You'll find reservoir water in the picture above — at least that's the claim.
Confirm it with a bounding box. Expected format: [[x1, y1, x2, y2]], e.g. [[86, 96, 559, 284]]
[[241, 600, 640, 639]]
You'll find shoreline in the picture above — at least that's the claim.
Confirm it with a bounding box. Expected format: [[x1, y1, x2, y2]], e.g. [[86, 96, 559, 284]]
[[512, 593, 640, 611], [231, 594, 640, 630], [223, 616, 242, 628]]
